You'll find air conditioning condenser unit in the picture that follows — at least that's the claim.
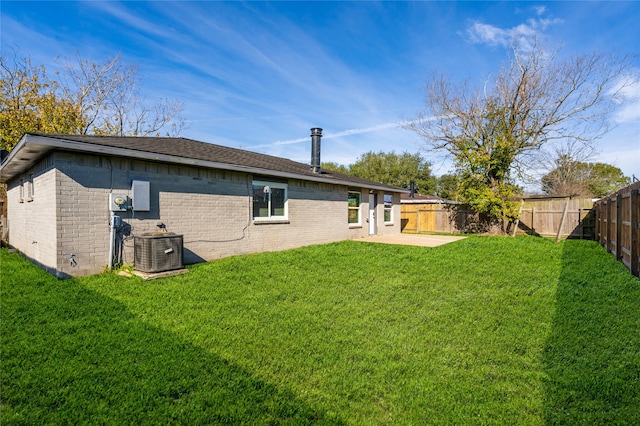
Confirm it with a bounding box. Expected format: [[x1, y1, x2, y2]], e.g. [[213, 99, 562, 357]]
[[134, 233, 183, 273]]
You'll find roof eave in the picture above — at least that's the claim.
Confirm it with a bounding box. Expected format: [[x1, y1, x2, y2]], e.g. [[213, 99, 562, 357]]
[[0, 134, 408, 192], [0, 134, 46, 183]]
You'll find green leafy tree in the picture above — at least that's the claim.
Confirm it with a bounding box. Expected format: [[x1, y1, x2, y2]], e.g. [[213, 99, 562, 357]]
[[321, 162, 349, 174], [458, 167, 521, 223], [434, 174, 460, 200], [587, 163, 630, 197], [407, 41, 634, 230], [542, 160, 630, 198], [348, 151, 436, 193], [1, 53, 83, 151]]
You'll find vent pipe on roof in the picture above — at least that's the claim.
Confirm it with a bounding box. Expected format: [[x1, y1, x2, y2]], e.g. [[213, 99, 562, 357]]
[[310, 127, 322, 173]]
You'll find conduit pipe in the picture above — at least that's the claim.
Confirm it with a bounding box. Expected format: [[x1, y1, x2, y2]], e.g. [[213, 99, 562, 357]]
[[108, 212, 116, 269]]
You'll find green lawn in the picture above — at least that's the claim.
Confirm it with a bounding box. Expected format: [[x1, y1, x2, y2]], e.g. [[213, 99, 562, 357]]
[[1, 236, 639, 425]]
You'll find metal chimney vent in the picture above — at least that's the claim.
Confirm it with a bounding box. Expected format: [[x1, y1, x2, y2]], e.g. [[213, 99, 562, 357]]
[[310, 127, 322, 173]]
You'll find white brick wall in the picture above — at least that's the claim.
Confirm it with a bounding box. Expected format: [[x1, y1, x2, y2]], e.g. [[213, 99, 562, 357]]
[[56, 165, 112, 277], [6, 157, 58, 274], [7, 152, 402, 277]]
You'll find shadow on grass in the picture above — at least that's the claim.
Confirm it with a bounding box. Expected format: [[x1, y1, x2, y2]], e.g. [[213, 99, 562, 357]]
[[543, 240, 640, 424], [1, 252, 342, 425]]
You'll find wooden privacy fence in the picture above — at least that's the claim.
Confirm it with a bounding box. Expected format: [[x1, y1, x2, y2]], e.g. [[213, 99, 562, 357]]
[[401, 204, 480, 234], [518, 197, 596, 239], [401, 197, 596, 239], [593, 181, 639, 277]]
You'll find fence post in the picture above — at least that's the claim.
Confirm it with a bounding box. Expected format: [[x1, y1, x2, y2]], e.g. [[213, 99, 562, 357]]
[[605, 199, 608, 245], [578, 208, 583, 239], [600, 201, 604, 244], [556, 198, 570, 243], [595, 202, 601, 243], [605, 200, 611, 252], [604, 200, 607, 246], [616, 193, 622, 260], [512, 199, 524, 237], [531, 207, 535, 235], [631, 189, 638, 276]]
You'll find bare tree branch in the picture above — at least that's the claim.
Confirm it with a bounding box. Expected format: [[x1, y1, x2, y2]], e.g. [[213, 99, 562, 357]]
[[57, 52, 185, 137], [405, 40, 636, 227]]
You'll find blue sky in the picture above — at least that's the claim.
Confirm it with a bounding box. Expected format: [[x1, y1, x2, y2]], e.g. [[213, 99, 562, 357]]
[[2, 1, 639, 185]]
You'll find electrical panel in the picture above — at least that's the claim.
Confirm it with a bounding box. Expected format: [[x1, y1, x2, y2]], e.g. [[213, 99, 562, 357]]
[[109, 193, 128, 212], [131, 180, 150, 211]]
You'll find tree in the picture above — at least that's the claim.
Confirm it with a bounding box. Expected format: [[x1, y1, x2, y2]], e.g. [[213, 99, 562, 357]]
[[434, 173, 460, 200], [586, 163, 631, 197], [1, 50, 185, 152], [58, 53, 184, 137], [1, 53, 83, 151], [321, 161, 349, 174], [536, 139, 597, 197], [540, 155, 592, 197], [347, 151, 436, 193], [407, 41, 635, 229], [542, 160, 630, 198]]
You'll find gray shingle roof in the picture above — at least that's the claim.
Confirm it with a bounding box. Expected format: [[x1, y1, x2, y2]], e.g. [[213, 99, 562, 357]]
[[0, 133, 407, 193]]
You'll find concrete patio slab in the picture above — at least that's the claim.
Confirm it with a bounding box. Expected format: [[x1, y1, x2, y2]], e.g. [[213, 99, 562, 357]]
[[354, 234, 466, 247]]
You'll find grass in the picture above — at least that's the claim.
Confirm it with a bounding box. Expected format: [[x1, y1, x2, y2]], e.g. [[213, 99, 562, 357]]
[[1, 236, 639, 425]]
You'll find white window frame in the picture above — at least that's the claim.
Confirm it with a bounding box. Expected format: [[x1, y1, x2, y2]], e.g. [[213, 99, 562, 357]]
[[383, 193, 393, 224], [18, 179, 24, 203], [348, 191, 361, 226], [252, 180, 288, 221]]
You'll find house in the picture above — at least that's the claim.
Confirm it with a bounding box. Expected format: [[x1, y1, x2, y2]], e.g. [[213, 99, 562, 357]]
[[0, 130, 407, 277]]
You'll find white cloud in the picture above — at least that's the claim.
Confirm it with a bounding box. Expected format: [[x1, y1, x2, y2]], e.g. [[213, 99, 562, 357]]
[[612, 74, 640, 123], [467, 22, 509, 46], [255, 117, 439, 150], [467, 11, 562, 51], [534, 6, 547, 16], [255, 121, 407, 149]]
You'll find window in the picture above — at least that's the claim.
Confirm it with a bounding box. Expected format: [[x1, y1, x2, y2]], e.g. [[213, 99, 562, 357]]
[[348, 191, 361, 225], [253, 180, 287, 220], [26, 174, 34, 202], [383, 193, 393, 223], [18, 179, 24, 203]]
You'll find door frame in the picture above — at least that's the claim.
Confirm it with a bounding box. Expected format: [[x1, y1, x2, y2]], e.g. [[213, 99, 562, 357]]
[[369, 192, 377, 235]]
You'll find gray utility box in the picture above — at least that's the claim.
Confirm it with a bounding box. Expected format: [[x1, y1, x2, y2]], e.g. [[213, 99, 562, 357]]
[[134, 233, 183, 273], [131, 180, 150, 211]]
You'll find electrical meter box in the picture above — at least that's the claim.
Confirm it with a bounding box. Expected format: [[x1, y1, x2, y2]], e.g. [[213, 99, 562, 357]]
[[131, 180, 150, 211], [109, 193, 128, 212]]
